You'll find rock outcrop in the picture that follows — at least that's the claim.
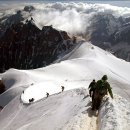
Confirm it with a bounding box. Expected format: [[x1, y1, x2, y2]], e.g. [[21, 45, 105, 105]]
[[0, 20, 77, 72], [0, 80, 5, 94], [0, 106, 3, 112]]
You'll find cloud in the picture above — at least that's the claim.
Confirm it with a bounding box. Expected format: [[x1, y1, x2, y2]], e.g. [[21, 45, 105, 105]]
[[30, 2, 130, 36], [1, 2, 130, 37]]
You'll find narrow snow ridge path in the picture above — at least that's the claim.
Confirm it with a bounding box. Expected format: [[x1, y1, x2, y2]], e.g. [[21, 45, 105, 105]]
[[85, 111, 98, 130], [63, 100, 99, 130], [63, 112, 98, 130]]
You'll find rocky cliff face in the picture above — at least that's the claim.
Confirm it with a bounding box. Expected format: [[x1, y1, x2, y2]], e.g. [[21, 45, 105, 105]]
[[0, 20, 77, 72]]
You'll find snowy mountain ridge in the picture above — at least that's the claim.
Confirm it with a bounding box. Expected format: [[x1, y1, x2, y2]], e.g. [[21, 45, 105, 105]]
[[0, 42, 130, 130]]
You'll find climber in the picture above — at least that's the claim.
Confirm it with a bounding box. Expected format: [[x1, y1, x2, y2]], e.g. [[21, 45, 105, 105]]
[[46, 92, 49, 98], [88, 79, 96, 102], [61, 86, 65, 92], [92, 75, 113, 110]]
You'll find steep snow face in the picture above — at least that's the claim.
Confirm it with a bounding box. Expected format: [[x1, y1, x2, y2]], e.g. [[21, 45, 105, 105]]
[[2, 69, 33, 89], [0, 69, 34, 106], [0, 89, 99, 130], [99, 95, 130, 130]]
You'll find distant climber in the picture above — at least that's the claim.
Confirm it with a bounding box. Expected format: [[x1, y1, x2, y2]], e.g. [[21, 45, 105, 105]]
[[31, 17, 34, 22], [92, 75, 113, 110], [88, 79, 96, 102], [46, 92, 49, 98], [61, 86, 65, 92], [29, 98, 34, 103]]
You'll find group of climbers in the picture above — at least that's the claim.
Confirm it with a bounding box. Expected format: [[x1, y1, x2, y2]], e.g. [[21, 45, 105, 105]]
[[88, 75, 113, 110], [28, 74, 113, 110], [29, 86, 65, 103], [46, 86, 65, 98]]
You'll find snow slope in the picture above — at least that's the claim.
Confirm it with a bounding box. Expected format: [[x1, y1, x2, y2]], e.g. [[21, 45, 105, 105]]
[[99, 95, 130, 130], [20, 42, 130, 103], [0, 42, 130, 130], [0, 69, 34, 106]]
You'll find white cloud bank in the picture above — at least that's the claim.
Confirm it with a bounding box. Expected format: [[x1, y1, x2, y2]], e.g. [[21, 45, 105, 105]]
[[30, 2, 130, 35], [1, 2, 130, 36]]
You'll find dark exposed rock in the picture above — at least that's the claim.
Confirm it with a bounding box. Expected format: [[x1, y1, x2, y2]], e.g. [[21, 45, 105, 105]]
[[115, 24, 130, 43], [0, 106, 3, 112], [0, 80, 5, 94], [0, 20, 77, 72], [0, 10, 25, 38]]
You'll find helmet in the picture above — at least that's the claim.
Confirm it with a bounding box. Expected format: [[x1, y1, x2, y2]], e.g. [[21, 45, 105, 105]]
[[102, 75, 108, 80]]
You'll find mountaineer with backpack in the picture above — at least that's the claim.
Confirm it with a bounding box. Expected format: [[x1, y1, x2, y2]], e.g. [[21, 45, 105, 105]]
[[92, 75, 113, 110]]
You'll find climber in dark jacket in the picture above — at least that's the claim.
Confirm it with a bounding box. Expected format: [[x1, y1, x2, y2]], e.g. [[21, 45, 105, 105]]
[[92, 75, 113, 110], [88, 79, 96, 102]]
